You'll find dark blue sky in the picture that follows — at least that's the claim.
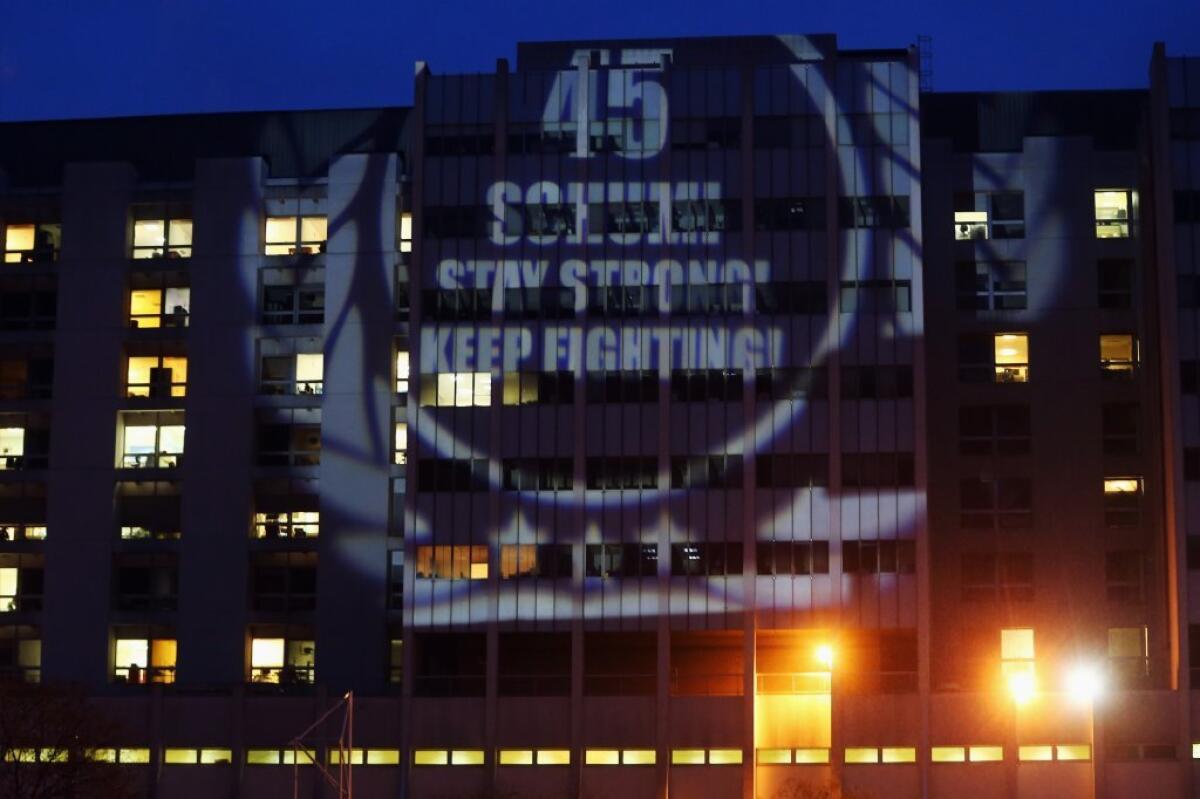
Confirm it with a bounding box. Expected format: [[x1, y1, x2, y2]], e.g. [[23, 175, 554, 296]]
[[0, 0, 1196, 122]]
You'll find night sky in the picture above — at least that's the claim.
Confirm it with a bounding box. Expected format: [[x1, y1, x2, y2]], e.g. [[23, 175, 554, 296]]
[[0, 0, 1197, 122]]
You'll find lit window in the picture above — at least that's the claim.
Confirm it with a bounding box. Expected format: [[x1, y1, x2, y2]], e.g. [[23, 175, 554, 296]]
[[414, 545, 489, 580], [132, 218, 193, 259], [260, 354, 323, 396], [422, 372, 491, 407], [118, 748, 151, 764], [129, 287, 190, 329], [584, 749, 619, 765], [1100, 334, 1137, 378], [931, 747, 966, 763], [1018, 746, 1053, 762], [954, 210, 989, 240], [969, 746, 1003, 762], [121, 419, 185, 469], [253, 511, 319, 539], [954, 192, 1025, 240], [0, 427, 24, 470], [881, 747, 916, 763], [0, 567, 17, 612], [758, 749, 791, 764], [1108, 626, 1149, 682], [1056, 745, 1091, 761], [396, 351, 410, 396], [1000, 628, 1035, 681], [248, 636, 314, 684], [499, 749, 533, 766], [536, 749, 570, 765], [265, 216, 327, 256], [3, 223, 60, 264], [114, 636, 176, 684], [200, 749, 233, 764], [671, 749, 705, 765], [1095, 190, 1133, 238], [413, 750, 448, 766], [246, 749, 282, 765], [164, 749, 197, 764], [708, 749, 742, 765], [1103, 477, 1142, 527], [366, 749, 400, 765], [994, 334, 1029, 383], [793, 748, 829, 764], [126, 355, 187, 398], [399, 213, 413, 253], [845, 747, 879, 764], [451, 750, 485, 766], [394, 422, 407, 465]]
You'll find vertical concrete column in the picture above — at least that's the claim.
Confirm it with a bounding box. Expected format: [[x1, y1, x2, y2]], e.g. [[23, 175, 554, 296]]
[[318, 152, 398, 690], [177, 157, 265, 685], [43, 161, 137, 685]]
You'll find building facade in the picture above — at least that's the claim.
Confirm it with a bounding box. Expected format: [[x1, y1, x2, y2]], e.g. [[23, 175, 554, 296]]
[[0, 33, 1197, 799]]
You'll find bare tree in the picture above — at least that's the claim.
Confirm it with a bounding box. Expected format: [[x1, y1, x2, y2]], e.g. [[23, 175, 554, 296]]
[[0, 682, 136, 799]]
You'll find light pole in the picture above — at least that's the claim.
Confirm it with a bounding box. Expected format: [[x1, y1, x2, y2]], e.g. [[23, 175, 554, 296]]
[[1005, 670, 1036, 799], [1066, 663, 1106, 799]]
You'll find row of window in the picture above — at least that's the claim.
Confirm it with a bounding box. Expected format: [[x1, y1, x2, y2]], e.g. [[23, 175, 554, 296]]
[[952, 189, 1134, 241], [1, 212, 414, 263], [40, 743, 1200, 768]]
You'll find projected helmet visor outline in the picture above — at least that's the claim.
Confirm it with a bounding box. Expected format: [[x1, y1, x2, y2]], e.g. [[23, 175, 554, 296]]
[[412, 40, 923, 619]]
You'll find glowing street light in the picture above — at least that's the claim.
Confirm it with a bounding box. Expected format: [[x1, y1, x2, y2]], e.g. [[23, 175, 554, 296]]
[[816, 644, 834, 670], [1066, 663, 1105, 707], [1006, 670, 1036, 706]]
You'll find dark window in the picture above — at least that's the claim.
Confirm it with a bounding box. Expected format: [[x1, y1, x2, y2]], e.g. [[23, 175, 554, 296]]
[[1098, 259, 1133, 309], [960, 552, 1033, 601], [670, 455, 744, 489], [838, 196, 910, 228], [956, 261, 1027, 311], [842, 541, 916, 575], [424, 288, 493, 321], [1102, 403, 1139, 456], [754, 198, 826, 231], [958, 405, 1031, 456], [756, 368, 827, 400], [755, 541, 830, 576], [250, 552, 317, 612], [584, 458, 658, 490], [584, 370, 657, 404], [415, 458, 489, 493], [756, 454, 829, 489], [1105, 550, 1143, 603], [841, 453, 915, 488], [755, 281, 826, 315], [840, 365, 913, 400], [670, 543, 744, 577], [839, 281, 912, 313], [500, 459, 573, 491], [113, 554, 177, 612], [669, 369, 744, 402], [585, 544, 658, 578], [960, 477, 1032, 529], [262, 285, 323, 325]]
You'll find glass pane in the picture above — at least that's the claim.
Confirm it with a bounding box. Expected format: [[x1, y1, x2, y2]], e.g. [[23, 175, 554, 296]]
[[1107, 626, 1146, 658], [126, 357, 156, 391], [114, 639, 149, 669], [299, 216, 327, 243], [251, 638, 284, 668], [994, 334, 1028, 365], [1001, 628, 1034, 659], [5, 224, 35, 252], [164, 288, 190, 314], [159, 425, 186, 454], [0, 427, 24, 457], [265, 217, 297, 244], [168, 220, 193, 246], [295, 354, 323, 382], [123, 426, 157, 454], [130, 290, 163, 317], [133, 220, 166, 249]]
